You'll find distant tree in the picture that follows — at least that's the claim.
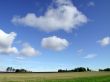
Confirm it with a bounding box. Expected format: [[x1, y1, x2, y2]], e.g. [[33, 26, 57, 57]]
[[6, 67, 13, 72], [10, 67, 13, 72], [58, 69, 66, 72], [87, 67, 91, 72], [74, 67, 86, 72], [12, 68, 16, 72], [71, 69, 75, 72], [104, 68, 110, 71], [58, 69, 62, 72], [20, 69, 27, 72], [15, 69, 20, 72], [58, 67, 87, 72], [15, 69, 27, 73], [6, 67, 10, 72], [99, 68, 110, 72], [6, 67, 29, 73]]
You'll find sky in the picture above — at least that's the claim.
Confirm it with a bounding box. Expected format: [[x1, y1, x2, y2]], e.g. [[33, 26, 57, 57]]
[[0, 0, 110, 72]]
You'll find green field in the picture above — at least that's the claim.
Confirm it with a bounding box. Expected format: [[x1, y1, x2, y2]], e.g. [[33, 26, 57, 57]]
[[0, 72, 110, 82]]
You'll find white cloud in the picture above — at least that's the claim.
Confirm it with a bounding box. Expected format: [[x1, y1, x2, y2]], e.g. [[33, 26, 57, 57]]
[[84, 54, 97, 59], [41, 36, 69, 51], [19, 43, 40, 56], [98, 37, 110, 46], [12, 0, 88, 32], [0, 29, 40, 57], [87, 1, 95, 7], [0, 29, 18, 54]]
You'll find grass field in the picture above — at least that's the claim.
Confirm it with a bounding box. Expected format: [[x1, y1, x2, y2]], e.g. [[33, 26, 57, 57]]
[[0, 72, 110, 82]]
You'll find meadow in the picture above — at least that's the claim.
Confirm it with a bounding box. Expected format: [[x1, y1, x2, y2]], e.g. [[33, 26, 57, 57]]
[[0, 72, 110, 82]]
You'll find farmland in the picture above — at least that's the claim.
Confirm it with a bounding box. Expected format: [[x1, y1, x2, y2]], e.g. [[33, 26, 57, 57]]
[[0, 72, 110, 82]]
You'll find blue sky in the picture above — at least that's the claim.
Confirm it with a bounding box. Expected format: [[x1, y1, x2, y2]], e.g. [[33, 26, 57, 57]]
[[0, 0, 110, 71]]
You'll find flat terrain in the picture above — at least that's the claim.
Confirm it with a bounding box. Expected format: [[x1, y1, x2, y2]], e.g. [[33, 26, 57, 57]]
[[0, 72, 110, 82]]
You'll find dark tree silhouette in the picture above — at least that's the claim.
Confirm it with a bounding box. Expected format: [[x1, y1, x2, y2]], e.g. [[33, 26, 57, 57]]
[[6, 67, 29, 73], [87, 67, 91, 72], [74, 67, 86, 72], [6, 67, 10, 72], [15, 69, 27, 73], [58, 67, 87, 72], [99, 68, 110, 71], [6, 67, 14, 72]]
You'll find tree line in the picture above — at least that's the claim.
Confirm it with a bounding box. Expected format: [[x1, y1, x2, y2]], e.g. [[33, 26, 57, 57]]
[[3, 67, 110, 73], [99, 68, 110, 72], [58, 67, 91, 72], [58, 67, 110, 72], [6, 67, 31, 73]]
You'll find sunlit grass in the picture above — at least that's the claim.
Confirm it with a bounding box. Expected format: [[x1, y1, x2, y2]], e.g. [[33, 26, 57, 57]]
[[0, 72, 110, 82]]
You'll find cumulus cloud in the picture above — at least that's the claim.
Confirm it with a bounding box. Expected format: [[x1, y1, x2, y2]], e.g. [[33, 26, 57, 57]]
[[84, 54, 97, 59], [41, 36, 69, 51], [0, 29, 40, 57], [19, 43, 40, 56], [0, 29, 18, 54], [98, 37, 110, 46], [12, 0, 88, 32]]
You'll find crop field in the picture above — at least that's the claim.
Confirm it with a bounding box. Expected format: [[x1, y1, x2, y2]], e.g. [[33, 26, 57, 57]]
[[0, 72, 110, 82]]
